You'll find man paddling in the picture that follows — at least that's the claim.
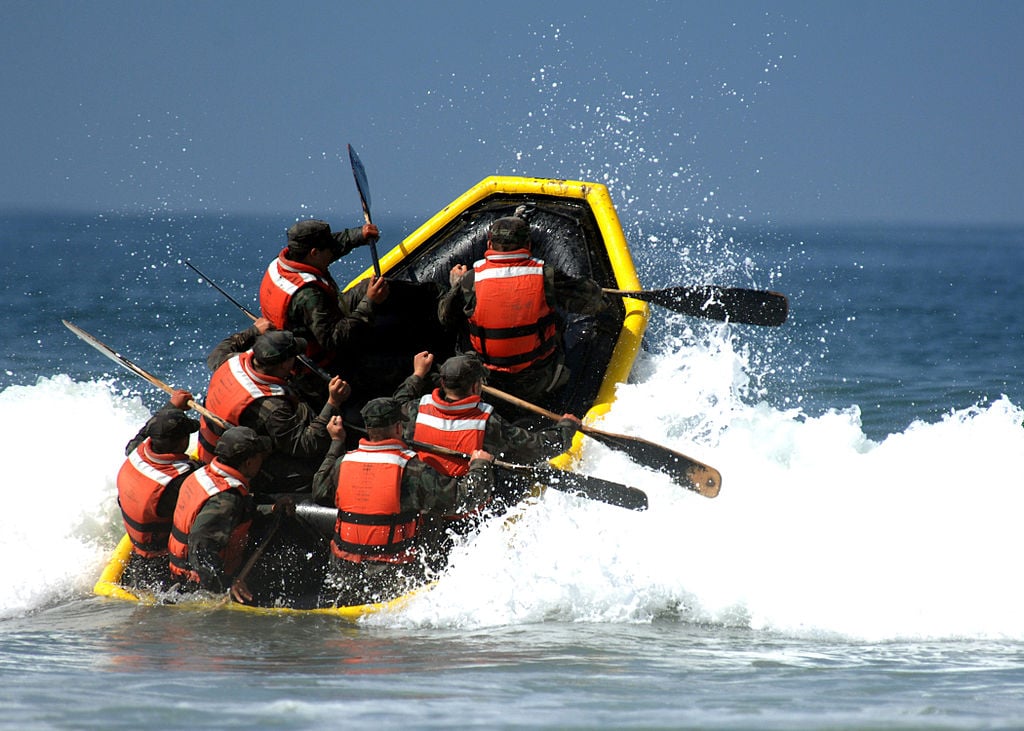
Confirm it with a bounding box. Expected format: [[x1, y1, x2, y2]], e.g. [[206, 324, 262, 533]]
[[168, 426, 271, 602], [394, 352, 581, 510], [312, 397, 494, 606], [439, 214, 610, 406], [200, 328, 350, 495], [116, 389, 202, 590], [259, 218, 388, 403]]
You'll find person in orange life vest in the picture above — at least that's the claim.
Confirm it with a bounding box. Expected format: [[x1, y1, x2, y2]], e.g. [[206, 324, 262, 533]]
[[168, 426, 272, 603], [438, 215, 610, 405], [117, 389, 202, 590], [200, 328, 351, 495], [259, 218, 389, 403], [393, 352, 582, 511], [311, 397, 494, 606]]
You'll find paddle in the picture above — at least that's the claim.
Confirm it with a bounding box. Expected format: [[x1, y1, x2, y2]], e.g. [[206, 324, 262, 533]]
[[481, 384, 721, 498], [408, 440, 649, 511], [604, 285, 788, 327], [347, 143, 382, 278], [228, 505, 284, 604], [62, 319, 230, 429], [183, 259, 332, 383]]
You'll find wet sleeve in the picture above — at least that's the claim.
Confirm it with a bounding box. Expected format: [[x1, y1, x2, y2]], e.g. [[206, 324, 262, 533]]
[[485, 412, 574, 464], [311, 442, 346, 506], [206, 324, 263, 372], [437, 274, 474, 331], [330, 227, 370, 258], [551, 268, 609, 315], [258, 398, 334, 459], [292, 286, 373, 353], [393, 374, 432, 410], [188, 491, 246, 591], [403, 458, 493, 516]]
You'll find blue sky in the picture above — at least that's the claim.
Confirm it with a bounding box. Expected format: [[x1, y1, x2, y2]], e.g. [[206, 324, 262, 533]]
[[2, 1, 1021, 224]]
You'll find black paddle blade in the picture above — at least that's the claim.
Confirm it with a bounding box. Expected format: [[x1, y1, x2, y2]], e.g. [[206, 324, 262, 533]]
[[583, 429, 721, 498], [610, 286, 788, 326], [347, 143, 381, 277], [347, 144, 371, 214], [539, 468, 649, 511]]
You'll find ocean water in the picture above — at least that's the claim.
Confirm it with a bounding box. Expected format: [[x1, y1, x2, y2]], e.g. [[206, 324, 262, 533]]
[[2, 210, 1024, 729]]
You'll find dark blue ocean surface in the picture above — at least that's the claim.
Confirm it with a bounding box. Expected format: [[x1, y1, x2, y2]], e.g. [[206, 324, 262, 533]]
[[7, 211, 1023, 441], [771, 223, 1024, 437]]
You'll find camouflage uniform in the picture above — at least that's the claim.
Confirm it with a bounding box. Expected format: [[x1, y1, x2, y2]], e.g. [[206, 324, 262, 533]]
[[286, 271, 375, 365], [312, 398, 494, 606], [186, 488, 255, 592], [121, 400, 202, 590], [265, 222, 377, 402], [206, 327, 340, 495]]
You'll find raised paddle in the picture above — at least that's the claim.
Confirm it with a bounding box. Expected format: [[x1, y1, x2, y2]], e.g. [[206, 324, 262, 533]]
[[347, 143, 382, 278], [183, 259, 332, 383], [481, 384, 721, 498], [604, 285, 788, 327], [62, 319, 230, 430], [407, 440, 649, 511]]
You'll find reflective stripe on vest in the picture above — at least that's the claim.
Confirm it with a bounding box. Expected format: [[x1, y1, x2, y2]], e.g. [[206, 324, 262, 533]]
[[258, 249, 337, 368], [197, 352, 287, 462], [468, 249, 557, 373], [116, 441, 193, 557], [259, 248, 337, 329], [331, 440, 420, 564], [412, 390, 491, 477]]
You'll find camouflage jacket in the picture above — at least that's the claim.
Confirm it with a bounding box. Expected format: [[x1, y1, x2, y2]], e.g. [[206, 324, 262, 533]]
[[188, 488, 254, 592], [206, 326, 340, 492]]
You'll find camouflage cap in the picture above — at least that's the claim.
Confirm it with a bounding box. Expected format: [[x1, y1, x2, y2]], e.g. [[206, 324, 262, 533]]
[[252, 330, 307, 366], [360, 397, 404, 429], [438, 354, 488, 388], [488, 216, 530, 248], [145, 409, 200, 440], [286, 219, 335, 253], [215, 426, 273, 461]]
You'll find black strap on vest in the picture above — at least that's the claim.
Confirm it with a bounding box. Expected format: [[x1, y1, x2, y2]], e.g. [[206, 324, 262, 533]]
[[333, 509, 419, 557], [117, 497, 170, 534], [468, 311, 557, 367], [466, 310, 557, 340], [337, 509, 419, 526]]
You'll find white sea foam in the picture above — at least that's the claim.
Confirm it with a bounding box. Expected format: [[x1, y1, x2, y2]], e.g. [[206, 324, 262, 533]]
[[4, 338, 1023, 639], [0, 375, 148, 617], [382, 333, 1024, 640]]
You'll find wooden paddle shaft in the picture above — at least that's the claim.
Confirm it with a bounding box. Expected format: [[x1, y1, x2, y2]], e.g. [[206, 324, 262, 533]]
[[482, 383, 721, 498], [62, 319, 229, 430], [139, 372, 228, 430], [482, 384, 630, 442]]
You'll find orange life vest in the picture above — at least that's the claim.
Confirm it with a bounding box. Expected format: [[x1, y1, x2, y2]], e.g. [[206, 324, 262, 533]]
[[196, 351, 288, 463], [116, 440, 195, 558], [259, 248, 337, 365], [330, 439, 421, 564], [467, 249, 557, 373], [411, 389, 491, 477], [168, 460, 252, 584]]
